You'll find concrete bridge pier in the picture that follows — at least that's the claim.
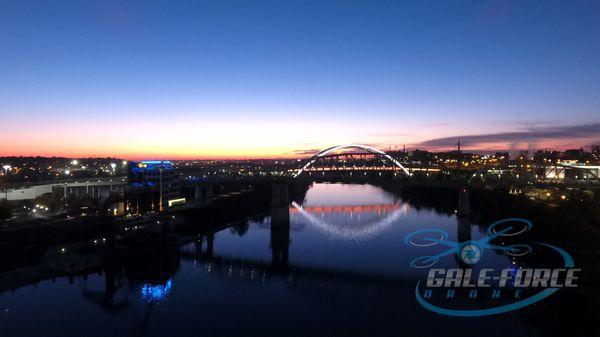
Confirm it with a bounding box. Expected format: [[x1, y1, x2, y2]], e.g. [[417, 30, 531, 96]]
[[270, 184, 290, 269], [271, 183, 289, 208], [194, 234, 214, 258], [193, 183, 214, 207], [457, 188, 471, 243], [194, 184, 213, 200], [454, 188, 473, 267], [457, 215, 471, 244], [457, 188, 470, 217]]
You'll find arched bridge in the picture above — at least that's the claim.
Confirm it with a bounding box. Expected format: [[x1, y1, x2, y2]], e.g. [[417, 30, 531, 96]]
[[293, 144, 413, 178]]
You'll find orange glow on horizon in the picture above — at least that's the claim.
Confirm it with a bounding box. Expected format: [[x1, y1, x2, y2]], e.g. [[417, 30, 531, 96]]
[[1, 137, 595, 160], [1, 117, 596, 160]]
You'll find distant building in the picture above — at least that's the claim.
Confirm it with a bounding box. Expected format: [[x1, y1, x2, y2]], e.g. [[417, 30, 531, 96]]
[[561, 148, 592, 163], [493, 152, 510, 163], [407, 149, 431, 163], [516, 150, 530, 161], [562, 148, 584, 158], [128, 161, 181, 211], [0, 178, 126, 201], [533, 150, 559, 164]]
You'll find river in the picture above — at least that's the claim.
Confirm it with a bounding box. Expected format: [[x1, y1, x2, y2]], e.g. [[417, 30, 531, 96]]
[[0, 182, 597, 337]]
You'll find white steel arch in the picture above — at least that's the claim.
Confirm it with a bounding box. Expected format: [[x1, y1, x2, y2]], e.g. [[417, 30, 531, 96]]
[[293, 144, 411, 178]]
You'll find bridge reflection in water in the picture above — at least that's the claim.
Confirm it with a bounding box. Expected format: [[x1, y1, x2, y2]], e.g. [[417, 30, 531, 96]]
[[184, 185, 472, 287], [181, 203, 416, 291], [290, 202, 409, 240], [76, 184, 475, 320], [0, 184, 473, 308]]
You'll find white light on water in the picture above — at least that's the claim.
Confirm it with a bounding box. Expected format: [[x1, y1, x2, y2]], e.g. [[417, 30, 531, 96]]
[[291, 201, 408, 240]]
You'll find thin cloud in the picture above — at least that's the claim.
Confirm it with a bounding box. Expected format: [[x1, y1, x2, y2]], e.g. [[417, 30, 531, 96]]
[[288, 143, 391, 156], [287, 149, 321, 156], [417, 123, 600, 149]]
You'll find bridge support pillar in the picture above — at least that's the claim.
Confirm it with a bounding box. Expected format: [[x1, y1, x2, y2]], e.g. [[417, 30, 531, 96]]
[[194, 184, 213, 201], [458, 188, 470, 217], [194, 233, 214, 258], [194, 185, 202, 200], [457, 188, 471, 244], [271, 183, 289, 208], [270, 204, 290, 269], [455, 188, 472, 267]]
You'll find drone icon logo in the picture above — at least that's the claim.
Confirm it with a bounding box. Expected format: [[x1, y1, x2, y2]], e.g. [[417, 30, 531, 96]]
[[404, 218, 533, 268], [459, 243, 482, 265]]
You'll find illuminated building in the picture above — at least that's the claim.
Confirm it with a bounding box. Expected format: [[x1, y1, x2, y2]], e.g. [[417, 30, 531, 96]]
[[128, 161, 181, 211]]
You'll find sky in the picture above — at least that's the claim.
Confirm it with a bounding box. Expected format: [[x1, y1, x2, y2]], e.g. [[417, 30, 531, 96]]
[[1, 0, 599, 159]]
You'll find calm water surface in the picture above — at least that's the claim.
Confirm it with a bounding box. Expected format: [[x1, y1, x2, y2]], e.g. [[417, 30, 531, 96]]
[[0, 183, 587, 336]]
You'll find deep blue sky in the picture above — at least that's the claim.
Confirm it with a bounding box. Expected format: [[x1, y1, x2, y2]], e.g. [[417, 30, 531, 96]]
[[1, 1, 599, 158]]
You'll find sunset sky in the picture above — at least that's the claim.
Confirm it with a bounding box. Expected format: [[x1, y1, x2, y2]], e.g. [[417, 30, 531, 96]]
[[1, 1, 599, 159]]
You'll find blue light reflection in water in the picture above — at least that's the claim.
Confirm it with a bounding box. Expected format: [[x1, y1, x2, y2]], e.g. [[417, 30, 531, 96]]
[[140, 279, 172, 302]]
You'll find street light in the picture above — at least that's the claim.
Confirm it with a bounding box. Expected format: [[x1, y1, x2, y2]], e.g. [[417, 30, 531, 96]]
[[2, 165, 10, 200]]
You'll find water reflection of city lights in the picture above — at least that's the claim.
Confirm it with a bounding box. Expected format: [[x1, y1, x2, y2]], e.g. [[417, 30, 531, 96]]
[[140, 279, 173, 302]]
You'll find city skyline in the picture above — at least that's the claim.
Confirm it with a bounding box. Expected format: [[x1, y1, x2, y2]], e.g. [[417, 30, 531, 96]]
[[2, 1, 600, 159]]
